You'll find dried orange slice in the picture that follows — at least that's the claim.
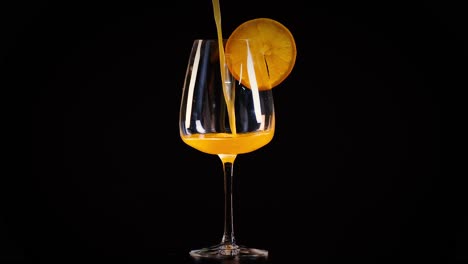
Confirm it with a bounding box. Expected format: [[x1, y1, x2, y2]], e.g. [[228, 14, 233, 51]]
[[225, 18, 296, 90]]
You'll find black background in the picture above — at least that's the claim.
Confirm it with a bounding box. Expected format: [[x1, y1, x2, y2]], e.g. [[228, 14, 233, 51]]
[[2, 0, 463, 263]]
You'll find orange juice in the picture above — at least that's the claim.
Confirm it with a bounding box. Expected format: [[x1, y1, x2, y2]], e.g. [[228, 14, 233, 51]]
[[182, 130, 274, 155]]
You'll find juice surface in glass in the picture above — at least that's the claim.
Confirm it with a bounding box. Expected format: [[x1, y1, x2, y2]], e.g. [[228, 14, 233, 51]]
[[181, 130, 274, 155]]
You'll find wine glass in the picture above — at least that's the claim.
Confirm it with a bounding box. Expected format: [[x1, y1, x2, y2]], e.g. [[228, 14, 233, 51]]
[[179, 39, 274, 259]]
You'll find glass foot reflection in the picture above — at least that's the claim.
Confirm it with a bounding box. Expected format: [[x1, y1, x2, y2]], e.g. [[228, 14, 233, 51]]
[[190, 243, 268, 259]]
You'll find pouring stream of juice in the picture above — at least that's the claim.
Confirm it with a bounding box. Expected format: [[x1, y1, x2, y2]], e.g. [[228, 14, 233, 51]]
[[212, 0, 237, 135]]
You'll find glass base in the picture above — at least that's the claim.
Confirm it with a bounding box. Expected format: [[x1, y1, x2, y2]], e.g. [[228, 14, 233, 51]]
[[189, 243, 268, 259]]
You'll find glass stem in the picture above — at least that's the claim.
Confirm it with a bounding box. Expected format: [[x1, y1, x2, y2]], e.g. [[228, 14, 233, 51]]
[[218, 154, 237, 248]]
